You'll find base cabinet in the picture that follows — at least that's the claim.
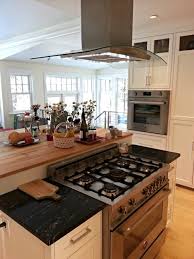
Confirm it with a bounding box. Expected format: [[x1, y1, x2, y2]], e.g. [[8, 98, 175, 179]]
[[167, 162, 177, 226], [132, 131, 167, 150], [67, 235, 101, 259], [169, 120, 194, 188], [0, 211, 102, 259]]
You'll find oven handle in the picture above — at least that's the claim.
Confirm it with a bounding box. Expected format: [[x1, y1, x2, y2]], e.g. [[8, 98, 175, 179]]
[[117, 188, 170, 238], [129, 101, 166, 105]]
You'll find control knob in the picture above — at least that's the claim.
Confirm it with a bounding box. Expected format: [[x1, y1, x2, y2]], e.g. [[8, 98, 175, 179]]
[[128, 198, 136, 206], [142, 187, 148, 196], [118, 206, 128, 215]]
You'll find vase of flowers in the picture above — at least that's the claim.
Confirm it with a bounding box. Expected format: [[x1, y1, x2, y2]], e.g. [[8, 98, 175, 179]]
[[31, 104, 41, 120], [44, 102, 68, 134]]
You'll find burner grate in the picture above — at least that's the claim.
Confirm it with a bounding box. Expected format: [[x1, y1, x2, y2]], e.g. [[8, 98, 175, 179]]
[[61, 152, 162, 201]]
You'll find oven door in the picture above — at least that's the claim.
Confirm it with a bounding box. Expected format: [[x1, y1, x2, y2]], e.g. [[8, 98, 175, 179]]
[[128, 100, 169, 134], [111, 187, 169, 259]]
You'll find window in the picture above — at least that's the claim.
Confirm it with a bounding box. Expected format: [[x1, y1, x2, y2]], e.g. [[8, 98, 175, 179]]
[[96, 75, 128, 129], [10, 75, 32, 112], [46, 75, 78, 111], [81, 79, 95, 102], [98, 79, 112, 112], [116, 78, 128, 113], [46, 75, 95, 111], [46, 76, 77, 92]]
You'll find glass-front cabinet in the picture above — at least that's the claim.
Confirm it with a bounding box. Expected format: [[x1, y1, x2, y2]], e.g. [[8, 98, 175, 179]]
[[129, 34, 173, 90]]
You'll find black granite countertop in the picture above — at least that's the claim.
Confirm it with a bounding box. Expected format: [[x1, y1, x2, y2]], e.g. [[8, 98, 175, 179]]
[[128, 145, 180, 164], [0, 180, 106, 246]]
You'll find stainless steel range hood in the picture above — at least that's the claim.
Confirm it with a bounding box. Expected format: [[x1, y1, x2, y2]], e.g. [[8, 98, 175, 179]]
[[32, 0, 166, 64]]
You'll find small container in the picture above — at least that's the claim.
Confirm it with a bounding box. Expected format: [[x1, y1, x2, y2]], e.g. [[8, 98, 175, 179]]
[[118, 142, 129, 155], [88, 128, 97, 141], [105, 129, 112, 140], [46, 134, 53, 141]]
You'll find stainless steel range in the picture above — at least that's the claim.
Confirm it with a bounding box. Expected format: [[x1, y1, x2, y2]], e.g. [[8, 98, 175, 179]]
[[48, 144, 170, 259]]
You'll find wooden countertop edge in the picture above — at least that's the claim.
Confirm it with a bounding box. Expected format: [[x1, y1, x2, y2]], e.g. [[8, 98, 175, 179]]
[[0, 133, 133, 179]]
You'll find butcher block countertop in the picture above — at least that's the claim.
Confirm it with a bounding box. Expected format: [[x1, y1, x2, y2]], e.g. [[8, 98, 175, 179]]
[[0, 129, 132, 179]]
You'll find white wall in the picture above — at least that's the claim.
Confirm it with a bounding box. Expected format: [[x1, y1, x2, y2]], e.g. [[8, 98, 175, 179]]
[[0, 60, 96, 128]]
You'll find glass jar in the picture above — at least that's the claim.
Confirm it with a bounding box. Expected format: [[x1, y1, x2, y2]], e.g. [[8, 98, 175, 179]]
[[118, 142, 129, 155]]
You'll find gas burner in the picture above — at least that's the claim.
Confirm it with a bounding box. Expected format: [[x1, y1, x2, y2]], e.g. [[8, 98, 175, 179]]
[[101, 183, 119, 197], [116, 159, 129, 167], [99, 167, 110, 175], [139, 165, 153, 174], [128, 163, 137, 170], [75, 174, 96, 187], [108, 169, 128, 181]]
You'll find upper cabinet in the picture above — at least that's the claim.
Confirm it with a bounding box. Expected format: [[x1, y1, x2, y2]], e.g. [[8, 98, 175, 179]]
[[129, 34, 173, 90], [171, 31, 194, 120]]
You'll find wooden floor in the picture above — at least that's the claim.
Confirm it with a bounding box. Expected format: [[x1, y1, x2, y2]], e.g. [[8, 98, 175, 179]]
[[157, 186, 194, 259]]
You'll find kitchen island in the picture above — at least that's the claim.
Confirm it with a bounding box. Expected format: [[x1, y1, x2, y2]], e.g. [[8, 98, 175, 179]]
[[0, 129, 180, 259], [0, 129, 133, 194], [0, 129, 133, 179]]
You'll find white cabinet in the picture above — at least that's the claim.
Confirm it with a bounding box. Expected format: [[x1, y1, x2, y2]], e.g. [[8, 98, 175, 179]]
[[54, 212, 102, 259], [169, 31, 194, 188], [167, 161, 177, 226], [169, 120, 194, 188], [0, 211, 102, 259], [172, 31, 194, 120], [132, 131, 167, 150], [0, 212, 46, 259], [67, 235, 100, 259], [0, 213, 6, 259], [129, 34, 173, 90]]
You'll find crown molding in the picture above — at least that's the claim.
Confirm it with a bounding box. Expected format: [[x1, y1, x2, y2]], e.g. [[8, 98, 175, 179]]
[[0, 18, 81, 59]]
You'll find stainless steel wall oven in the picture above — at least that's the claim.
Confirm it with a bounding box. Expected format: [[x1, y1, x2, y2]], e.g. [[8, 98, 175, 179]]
[[127, 90, 170, 135]]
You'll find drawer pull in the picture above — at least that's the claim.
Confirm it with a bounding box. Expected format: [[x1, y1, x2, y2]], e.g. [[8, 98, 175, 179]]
[[70, 227, 91, 244], [0, 222, 6, 228], [142, 240, 148, 250]]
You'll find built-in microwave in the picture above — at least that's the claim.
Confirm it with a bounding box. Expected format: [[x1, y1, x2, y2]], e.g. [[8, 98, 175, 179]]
[[127, 90, 170, 135]]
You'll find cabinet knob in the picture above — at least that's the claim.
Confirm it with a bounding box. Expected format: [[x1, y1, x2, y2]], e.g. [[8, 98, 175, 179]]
[[0, 222, 6, 228]]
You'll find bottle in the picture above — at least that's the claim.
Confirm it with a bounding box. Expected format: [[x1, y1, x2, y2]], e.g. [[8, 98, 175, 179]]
[[46, 121, 53, 141], [80, 108, 88, 141]]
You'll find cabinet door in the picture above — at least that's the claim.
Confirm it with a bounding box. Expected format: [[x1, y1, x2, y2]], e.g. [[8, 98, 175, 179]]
[[167, 162, 177, 226], [68, 235, 101, 259], [149, 35, 173, 89], [0, 213, 6, 259], [129, 61, 150, 89], [2, 213, 46, 259], [129, 38, 150, 89], [172, 51, 194, 119], [169, 120, 194, 188]]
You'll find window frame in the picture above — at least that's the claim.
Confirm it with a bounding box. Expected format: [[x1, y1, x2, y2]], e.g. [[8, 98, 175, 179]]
[[44, 73, 79, 105], [44, 73, 96, 107], [8, 72, 33, 113]]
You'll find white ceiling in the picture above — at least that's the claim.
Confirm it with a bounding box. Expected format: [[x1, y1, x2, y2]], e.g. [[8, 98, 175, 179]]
[[1, 0, 194, 69], [0, 0, 80, 41], [133, 0, 194, 37]]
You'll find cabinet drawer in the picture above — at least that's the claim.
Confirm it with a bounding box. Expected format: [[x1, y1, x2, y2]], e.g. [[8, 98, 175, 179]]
[[54, 212, 102, 259], [132, 133, 167, 150]]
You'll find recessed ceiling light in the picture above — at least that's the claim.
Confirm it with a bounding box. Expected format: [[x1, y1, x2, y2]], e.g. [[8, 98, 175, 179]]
[[150, 14, 158, 19]]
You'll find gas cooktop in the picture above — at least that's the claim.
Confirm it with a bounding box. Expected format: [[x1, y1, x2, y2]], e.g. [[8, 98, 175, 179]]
[[48, 144, 167, 205], [63, 156, 162, 201]]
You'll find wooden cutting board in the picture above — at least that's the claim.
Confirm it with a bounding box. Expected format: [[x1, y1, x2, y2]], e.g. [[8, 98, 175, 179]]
[[18, 179, 61, 201]]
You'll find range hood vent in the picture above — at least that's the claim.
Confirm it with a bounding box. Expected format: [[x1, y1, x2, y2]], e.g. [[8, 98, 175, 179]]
[[32, 0, 166, 65]]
